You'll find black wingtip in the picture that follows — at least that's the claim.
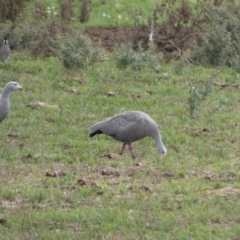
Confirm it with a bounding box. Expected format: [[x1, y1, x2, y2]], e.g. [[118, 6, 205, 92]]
[[89, 130, 103, 138]]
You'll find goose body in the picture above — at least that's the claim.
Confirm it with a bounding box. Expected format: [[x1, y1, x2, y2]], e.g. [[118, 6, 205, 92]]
[[89, 111, 167, 158], [0, 38, 11, 63], [0, 82, 22, 123]]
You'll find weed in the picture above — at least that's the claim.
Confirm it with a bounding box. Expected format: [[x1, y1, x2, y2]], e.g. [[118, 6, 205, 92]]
[[188, 74, 215, 119]]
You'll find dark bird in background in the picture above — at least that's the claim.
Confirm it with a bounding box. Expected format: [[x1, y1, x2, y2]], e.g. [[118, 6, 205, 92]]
[[0, 38, 11, 63]]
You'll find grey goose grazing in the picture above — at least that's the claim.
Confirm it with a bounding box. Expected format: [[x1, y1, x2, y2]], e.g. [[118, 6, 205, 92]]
[[0, 82, 22, 123], [89, 111, 167, 158], [0, 38, 11, 63]]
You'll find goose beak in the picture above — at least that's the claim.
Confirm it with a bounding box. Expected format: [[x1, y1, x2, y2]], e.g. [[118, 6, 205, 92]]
[[160, 146, 167, 155], [18, 85, 22, 90]]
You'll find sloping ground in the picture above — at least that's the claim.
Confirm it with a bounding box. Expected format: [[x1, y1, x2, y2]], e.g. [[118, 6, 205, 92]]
[[84, 26, 196, 54], [84, 26, 135, 52]]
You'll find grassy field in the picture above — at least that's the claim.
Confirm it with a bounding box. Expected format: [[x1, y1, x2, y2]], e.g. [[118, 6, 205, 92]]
[[0, 0, 239, 239], [0, 49, 239, 239], [43, 0, 190, 27]]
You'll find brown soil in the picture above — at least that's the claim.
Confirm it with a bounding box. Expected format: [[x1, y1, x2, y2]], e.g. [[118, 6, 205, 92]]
[[84, 26, 135, 52], [84, 25, 196, 60]]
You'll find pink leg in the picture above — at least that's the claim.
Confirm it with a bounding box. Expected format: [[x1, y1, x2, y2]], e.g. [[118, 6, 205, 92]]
[[119, 143, 127, 155], [128, 144, 135, 159]]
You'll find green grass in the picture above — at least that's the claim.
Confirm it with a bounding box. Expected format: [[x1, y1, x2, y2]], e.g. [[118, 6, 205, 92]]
[[42, 0, 198, 27], [0, 49, 239, 239]]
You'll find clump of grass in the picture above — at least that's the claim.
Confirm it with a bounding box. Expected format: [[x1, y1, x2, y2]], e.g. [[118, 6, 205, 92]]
[[0, 187, 16, 201], [23, 189, 47, 203], [115, 43, 162, 71]]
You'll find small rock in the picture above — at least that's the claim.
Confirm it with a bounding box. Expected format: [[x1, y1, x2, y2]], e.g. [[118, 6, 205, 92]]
[[107, 91, 116, 97]]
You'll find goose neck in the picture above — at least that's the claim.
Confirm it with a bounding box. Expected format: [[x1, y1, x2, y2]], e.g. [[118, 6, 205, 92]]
[[152, 132, 167, 155], [1, 89, 10, 99]]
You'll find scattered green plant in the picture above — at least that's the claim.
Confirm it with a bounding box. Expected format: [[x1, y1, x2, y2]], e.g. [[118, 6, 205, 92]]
[[187, 75, 215, 119]]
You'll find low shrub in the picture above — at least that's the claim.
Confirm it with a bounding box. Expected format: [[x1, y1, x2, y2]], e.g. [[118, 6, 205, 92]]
[[115, 43, 162, 71], [191, 2, 240, 71], [55, 31, 106, 69]]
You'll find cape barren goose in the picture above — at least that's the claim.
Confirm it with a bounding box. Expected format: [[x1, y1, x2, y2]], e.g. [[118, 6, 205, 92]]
[[0, 82, 22, 123], [89, 111, 167, 158], [0, 38, 11, 63]]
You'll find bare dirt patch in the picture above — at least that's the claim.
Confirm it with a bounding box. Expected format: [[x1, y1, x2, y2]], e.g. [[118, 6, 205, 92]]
[[84, 27, 134, 52], [205, 187, 240, 198], [84, 25, 195, 55]]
